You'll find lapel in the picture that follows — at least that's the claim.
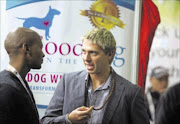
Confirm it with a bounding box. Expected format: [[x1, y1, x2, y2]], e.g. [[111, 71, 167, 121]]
[[102, 71, 125, 124], [24, 80, 39, 119], [72, 70, 87, 108]]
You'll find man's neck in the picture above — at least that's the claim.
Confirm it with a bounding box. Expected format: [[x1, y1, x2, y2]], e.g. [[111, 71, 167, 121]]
[[9, 62, 29, 81], [90, 69, 111, 90]]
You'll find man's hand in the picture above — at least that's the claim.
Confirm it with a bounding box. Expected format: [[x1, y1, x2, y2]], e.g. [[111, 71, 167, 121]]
[[68, 106, 93, 124]]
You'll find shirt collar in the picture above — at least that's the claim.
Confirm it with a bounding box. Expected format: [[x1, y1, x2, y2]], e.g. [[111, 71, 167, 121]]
[[102, 73, 112, 90], [6, 64, 19, 76]]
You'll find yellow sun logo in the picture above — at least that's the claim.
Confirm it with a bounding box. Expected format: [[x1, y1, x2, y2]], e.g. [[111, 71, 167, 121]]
[[81, 0, 126, 30]]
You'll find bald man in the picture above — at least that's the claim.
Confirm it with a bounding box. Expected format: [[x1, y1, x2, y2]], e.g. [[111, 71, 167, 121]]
[[0, 27, 45, 124]]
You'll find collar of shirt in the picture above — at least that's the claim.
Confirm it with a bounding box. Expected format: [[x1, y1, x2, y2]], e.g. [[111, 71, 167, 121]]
[[6, 64, 19, 76], [6, 64, 26, 85]]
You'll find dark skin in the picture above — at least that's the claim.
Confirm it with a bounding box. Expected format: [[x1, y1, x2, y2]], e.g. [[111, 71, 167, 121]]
[[4, 27, 45, 81]]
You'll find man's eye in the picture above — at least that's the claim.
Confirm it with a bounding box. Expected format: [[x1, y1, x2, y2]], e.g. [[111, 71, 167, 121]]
[[91, 51, 97, 55], [82, 50, 86, 54]]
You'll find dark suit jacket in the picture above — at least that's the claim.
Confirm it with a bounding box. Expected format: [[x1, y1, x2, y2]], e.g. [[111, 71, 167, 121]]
[[42, 70, 149, 124], [0, 70, 39, 124], [155, 82, 180, 124]]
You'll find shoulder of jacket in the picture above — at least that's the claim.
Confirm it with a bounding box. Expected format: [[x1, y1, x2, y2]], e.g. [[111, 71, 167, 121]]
[[0, 70, 21, 90]]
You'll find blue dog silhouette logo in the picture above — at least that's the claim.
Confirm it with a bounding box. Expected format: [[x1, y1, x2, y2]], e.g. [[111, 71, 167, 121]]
[[17, 6, 60, 40]]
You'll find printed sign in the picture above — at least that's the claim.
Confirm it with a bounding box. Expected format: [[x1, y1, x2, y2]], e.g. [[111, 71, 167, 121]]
[[1, 0, 139, 116]]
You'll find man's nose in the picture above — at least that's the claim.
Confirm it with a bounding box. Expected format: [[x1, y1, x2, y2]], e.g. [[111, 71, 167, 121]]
[[83, 53, 91, 61], [42, 51, 45, 57]]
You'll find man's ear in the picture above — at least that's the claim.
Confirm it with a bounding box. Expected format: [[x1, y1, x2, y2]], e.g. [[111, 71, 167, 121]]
[[108, 50, 115, 64], [22, 43, 31, 54], [108, 50, 115, 57]]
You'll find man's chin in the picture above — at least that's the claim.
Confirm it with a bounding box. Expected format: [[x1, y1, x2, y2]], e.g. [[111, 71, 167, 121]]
[[86, 70, 95, 74]]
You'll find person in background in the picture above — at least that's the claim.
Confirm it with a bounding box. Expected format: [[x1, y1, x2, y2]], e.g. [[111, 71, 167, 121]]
[[155, 81, 180, 124], [0, 27, 45, 124], [146, 66, 169, 123], [42, 27, 149, 124]]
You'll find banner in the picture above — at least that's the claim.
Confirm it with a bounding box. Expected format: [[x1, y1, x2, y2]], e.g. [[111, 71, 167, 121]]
[[138, 0, 160, 92], [0, 0, 141, 117], [145, 0, 180, 90]]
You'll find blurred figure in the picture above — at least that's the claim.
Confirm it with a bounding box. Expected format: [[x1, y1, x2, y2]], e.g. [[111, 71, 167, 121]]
[[0, 27, 45, 124], [146, 66, 169, 123], [155, 82, 180, 124]]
